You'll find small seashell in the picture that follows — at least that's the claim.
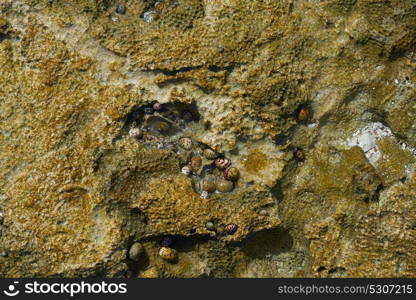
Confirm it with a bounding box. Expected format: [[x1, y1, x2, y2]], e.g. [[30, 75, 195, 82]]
[[181, 165, 192, 176], [259, 209, 269, 216], [154, 1, 164, 10], [225, 224, 238, 235], [153, 102, 163, 111], [297, 107, 310, 122], [224, 167, 239, 181], [205, 221, 215, 231], [159, 247, 177, 262], [115, 4, 126, 14], [129, 242, 144, 261], [199, 179, 216, 193], [178, 137, 193, 150], [203, 148, 218, 160], [215, 178, 234, 193], [190, 156, 202, 171], [293, 147, 305, 162], [1, 251, 8, 257], [140, 267, 159, 278], [215, 158, 232, 170], [200, 191, 209, 199], [143, 10, 158, 23], [129, 127, 143, 139]]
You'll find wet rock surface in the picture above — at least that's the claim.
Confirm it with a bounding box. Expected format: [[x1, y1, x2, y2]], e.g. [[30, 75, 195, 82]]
[[0, 0, 415, 277]]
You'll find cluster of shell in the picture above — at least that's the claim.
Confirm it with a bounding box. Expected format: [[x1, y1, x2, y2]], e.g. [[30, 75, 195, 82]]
[[126, 101, 240, 199], [180, 142, 239, 199]]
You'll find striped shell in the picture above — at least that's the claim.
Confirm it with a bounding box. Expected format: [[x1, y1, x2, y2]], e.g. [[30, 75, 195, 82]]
[[225, 224, 238, 235], [215, 158, 231, 170]]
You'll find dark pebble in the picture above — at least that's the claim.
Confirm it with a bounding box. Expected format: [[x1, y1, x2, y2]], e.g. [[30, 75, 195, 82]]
[[161, 236, 174, 247], [144, 107, 154, 115], [181, 111, 193, 122], [116, 4, 126, 14]]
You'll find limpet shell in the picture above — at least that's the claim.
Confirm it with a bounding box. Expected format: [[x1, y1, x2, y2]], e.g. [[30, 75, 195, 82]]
[[216, 178, 234, 193], [203, 148, 218, 160], [129, 242, 144, 261], [199, 179, 216, 193], [224, 167, 239, 181]]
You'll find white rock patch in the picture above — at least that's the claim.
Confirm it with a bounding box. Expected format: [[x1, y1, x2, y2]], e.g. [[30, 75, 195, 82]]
[[347, 122, 393, 165]]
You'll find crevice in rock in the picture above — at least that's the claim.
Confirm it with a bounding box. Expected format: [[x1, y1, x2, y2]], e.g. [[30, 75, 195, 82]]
[[241, 227, 294, 259]]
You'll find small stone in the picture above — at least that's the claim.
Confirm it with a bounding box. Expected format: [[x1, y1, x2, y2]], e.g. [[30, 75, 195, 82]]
[[181, 165, 192, 176], [274, 133, 288, 146], [140, 267, 159, 278], [200, 191, 209, 199], [203, 148, 218, 160], [115, 4, 126, 14], [161, 236, 174, 247], [216, 178, 234, 193], [144, 107, 154, 115], [129, 127, 143, 139], [259, 209, 268, 216], [225, 224, 238, 235], [1, 251, 8, 257], [205, 221, 215, 231], [129, 242, 144, 261], [159, 247, 177, 262]]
